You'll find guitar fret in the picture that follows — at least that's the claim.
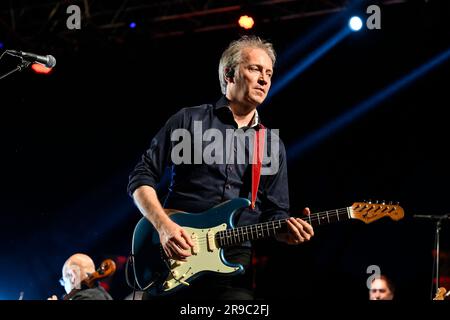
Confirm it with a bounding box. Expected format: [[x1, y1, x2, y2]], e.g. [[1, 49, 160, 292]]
[[216, 208, 356, 249]]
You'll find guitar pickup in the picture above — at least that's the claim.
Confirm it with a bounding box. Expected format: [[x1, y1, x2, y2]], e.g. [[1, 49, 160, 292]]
[[191, 232, 199, 255], [206, 230, 215, 252]]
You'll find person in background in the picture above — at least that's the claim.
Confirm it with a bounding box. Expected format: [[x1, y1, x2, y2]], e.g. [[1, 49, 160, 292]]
[[48, 253, 113, 300], [369, 275, 395, 300]]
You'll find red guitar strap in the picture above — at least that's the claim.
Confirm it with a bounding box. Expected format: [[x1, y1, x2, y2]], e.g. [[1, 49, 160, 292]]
[[251, 125, 266, 209]]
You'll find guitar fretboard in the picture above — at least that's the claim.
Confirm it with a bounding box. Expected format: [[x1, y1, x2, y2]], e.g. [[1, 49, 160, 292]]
[[216, 207, 351, 247]]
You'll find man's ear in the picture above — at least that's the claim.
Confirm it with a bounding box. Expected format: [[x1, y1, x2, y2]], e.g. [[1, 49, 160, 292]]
[[69, 269, 77, 286], [69, 267, 82, 288], [225, 68, 234, 81]]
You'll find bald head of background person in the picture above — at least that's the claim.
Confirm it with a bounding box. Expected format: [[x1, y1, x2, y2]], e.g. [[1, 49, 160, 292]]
[[48, 253, 113, 300], [61, 253, 95, 293]]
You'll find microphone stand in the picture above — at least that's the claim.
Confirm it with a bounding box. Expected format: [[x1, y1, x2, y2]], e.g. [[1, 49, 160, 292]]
[[413, 213, 450, 300], [0, 59, 31, 80]]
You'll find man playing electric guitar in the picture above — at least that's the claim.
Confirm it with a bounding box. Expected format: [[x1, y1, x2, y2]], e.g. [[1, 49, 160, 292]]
[[128, 36, 314, 300]]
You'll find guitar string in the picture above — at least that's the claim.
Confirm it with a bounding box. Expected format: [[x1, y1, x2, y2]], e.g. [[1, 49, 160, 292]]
[[192, 208, 351, 245], [191, 206, 395, 245]]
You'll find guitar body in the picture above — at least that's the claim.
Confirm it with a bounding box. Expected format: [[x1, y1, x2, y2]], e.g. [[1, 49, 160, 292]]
[[132, 198, 250, 296]]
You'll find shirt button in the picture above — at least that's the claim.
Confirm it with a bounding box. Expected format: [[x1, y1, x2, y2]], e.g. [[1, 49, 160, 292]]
[[228, 166, 233, 172], [225, 184, 231, 189]]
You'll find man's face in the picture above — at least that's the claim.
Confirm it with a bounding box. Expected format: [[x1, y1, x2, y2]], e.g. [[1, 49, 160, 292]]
[[61, 265, 82, 294], [227, 47, 273, 108], [369, 279, 394, 300]]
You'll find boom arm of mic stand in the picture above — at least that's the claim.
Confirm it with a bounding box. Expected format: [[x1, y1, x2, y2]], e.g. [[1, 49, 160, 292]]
[[0, 60, 31, 80], [413, 214, 450, 220]]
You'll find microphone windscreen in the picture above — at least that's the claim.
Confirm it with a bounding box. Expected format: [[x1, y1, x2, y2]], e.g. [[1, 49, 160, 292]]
[[47, 55, 56, 68]]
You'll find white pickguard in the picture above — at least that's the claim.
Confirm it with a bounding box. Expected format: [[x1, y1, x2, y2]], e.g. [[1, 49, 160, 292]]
[[163, 224, 240, 291]]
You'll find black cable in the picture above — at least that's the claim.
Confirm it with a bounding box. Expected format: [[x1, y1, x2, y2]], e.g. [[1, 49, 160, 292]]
[[124, 252, 138, 300]]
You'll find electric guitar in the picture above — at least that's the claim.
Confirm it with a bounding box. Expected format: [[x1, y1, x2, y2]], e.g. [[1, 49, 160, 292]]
[[131, 198, 404, 296]]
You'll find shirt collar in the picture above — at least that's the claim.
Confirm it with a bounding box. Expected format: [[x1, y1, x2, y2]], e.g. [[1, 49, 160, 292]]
[[215, 96, 262, 128]]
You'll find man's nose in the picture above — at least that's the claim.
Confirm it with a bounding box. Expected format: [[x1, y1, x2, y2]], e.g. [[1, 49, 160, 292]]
[[258, 76, 268, 85]]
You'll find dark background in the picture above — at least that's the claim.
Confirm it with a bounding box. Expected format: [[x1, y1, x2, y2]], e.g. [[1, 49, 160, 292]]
[[0, 0, 449, 301]]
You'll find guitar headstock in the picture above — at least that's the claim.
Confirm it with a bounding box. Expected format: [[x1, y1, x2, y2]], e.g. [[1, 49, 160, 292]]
[[350, 201, 405, 224], [433, 287, 447, 300]]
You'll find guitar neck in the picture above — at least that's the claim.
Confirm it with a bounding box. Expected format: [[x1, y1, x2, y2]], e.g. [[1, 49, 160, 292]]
[[216, 207, 352, 247]]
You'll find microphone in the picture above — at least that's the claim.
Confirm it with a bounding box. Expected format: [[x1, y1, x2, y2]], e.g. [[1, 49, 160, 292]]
[[7, 50, 56, 68]]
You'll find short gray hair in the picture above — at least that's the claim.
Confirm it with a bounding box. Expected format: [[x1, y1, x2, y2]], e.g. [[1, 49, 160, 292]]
[[218, 35, 276, 95]]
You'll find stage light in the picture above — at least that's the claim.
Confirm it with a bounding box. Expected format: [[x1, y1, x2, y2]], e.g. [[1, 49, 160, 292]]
[[267, 27, 350, 101], [31, 63, 53, 74], [349, 16, 363, 31], [287, 46, 450, 161], [238, 15, 255, 30], [129, 22, 137, 29]]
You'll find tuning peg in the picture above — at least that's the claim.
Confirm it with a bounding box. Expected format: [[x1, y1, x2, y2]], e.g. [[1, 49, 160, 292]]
[[382, 200, 386, 205], [368, 199, 372, 204], [395, 201, 400, 205], [375, 200, 379, 204], [389, 201, 393, 205]]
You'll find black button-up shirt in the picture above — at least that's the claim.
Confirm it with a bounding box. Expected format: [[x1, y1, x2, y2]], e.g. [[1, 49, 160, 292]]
[[128, 96, 290, 234]]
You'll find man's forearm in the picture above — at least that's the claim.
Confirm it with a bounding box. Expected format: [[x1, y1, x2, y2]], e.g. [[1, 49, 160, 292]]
[[132, 185, 170, 231]]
